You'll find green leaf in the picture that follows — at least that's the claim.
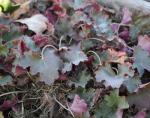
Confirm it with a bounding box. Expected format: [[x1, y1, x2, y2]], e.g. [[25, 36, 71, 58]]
[[81, 40, 96, 51], [133, 46, 150, 76], [74, 0, 84, 9], [130, 17, 150, 42], [15, 51, 43, 74], [62, 45, 87, 73], [72, 70, 92, 88], [0, 44, 9, 56], [22, 36, 39, 51], [93, 16, 113, 37], [15, 49, 62, 85], [0, 17, 11, 25], [123, 77, 141, 93], [0, 0, 20, 13], [95, 90, 129, 118], [130, 25, 140, 42], [70, 10, 92, 25], [118, 97, 129, 109], [95, 101, 117, 118], [0, 75, 12, 86], [2, 24, 21, 42], [105, 90, 129, 109], [65, 0, 88, 10], [0, 0, 11, 12], [95, 64, 125, 88], [32, 0, 50, 12], [55, 17, 72, 36], [63, 45, 87, 66], [118, 64, 134, 78], [73, 87, 95, 107]]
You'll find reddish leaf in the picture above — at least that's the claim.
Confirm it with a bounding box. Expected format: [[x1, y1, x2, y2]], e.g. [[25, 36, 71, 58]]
[[85, 56, 95, 65], [121, 7, 132, 24], [111, 23, 119, 32], [116, 109, 123, 118], [108, 48, 127, 64], [14, 66, 26, 76], [119, 29, 130, 41], [3, 64, 12, 74], [138, 35, 150, 53], [135, 111, 146, 118], [52, 0, 62, 4], [70, 94, 88, 115], [45, 8, 58, 24], [92, 2, 102, 12], [32, 34, 49, 48], [0, 24, 9, 31], [108, 49, 126, 57], [0, 97, 18, 111], [51, 4, 66, 17], [58, 73, 67, 81], [18, 40, 29, 55]]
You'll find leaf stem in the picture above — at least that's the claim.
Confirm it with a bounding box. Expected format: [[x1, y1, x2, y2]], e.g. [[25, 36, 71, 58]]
[[0, 91, 27, 98], [86, 37, 105, 43], [87, 50, 102, 66], [53, 96, 75, 118], [59, 35, 64, 49], [41, 44, 58, 59]]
